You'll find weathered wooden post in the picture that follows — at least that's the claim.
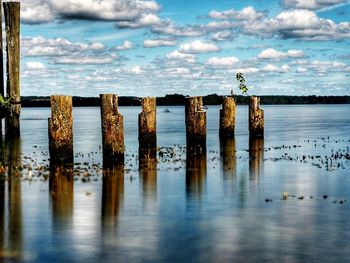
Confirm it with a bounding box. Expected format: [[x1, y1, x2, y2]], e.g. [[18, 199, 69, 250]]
[[249, 96, 264, 137], [4, 2, 20, 136], [100, 94, 124, 163], [138, 97, 156, 157], [185, 97, 206, 152], [48, 96, 73, 164], [0, 1, 4, 134], [219, 96, 236, 138], [220, 138, 236, 176]]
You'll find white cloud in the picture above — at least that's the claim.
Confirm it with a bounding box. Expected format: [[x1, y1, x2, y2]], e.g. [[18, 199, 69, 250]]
[[209, 6, 266, 21], [22, 36, 105, 56], [206, 56, 239, 67], [258, 48, 305, 59], [116, 13, 162, 28], [211, 31, 235, 41], [179, 40, 220, 54], [166, 50, 196, 63], [151, 22, 204, 37], [115, 40, 133, 50], [54, 56, 114, 65], [21, 0, 160, 24], [25, 61, 46, 70], [282, 0, 348, 10], [143, 38, 177, 48], [122, 66, 145, 74]]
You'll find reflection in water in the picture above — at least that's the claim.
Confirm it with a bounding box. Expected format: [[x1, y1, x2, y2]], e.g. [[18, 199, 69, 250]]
[[249, 137, 264, 181], [220, 138, 236, 180], [0, 137, 22, 261], [139, 150, 157, 209], [186, 147, 207, 200], [102, 161, 124, 229], [49, 164, 74, 227]]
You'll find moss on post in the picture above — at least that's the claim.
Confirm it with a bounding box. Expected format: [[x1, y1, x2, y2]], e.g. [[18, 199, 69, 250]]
[[48, 95, 73, 164]]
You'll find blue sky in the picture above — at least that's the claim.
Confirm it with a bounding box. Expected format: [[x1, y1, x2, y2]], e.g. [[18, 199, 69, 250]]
[[18, 0, 350, 96]]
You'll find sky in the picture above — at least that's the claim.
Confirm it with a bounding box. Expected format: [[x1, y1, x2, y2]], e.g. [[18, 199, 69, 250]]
[[14, 0, 350, 96]]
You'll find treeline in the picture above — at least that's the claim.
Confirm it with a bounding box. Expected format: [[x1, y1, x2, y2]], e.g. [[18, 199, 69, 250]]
[[20, 94, 350, 107]]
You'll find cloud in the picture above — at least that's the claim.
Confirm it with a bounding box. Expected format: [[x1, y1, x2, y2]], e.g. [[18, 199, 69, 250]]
[[22, 36, 105, 56], [20, 0, 160, 24], [242, 9, 350, 40], [206, 56, 239, 67], [211, 31, 235, 41], [115, 13, 162, 28], [258, 48, 305, 59], [114, 40, 133, 50], [166, 50, 196, 63], [282, 0, 348, 10], [151, 22, 204, 37], [209, 6, 267, 21], [25, 61, 46, 70], [121, 66, 145, 74], [143, 38, 177, 48], [54, 56, 114, 65], [178, 40, 220, 54]]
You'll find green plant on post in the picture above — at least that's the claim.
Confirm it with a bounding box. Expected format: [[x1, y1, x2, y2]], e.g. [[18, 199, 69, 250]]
[[236, 72, 248, 95], [0, 95, 11, 118]]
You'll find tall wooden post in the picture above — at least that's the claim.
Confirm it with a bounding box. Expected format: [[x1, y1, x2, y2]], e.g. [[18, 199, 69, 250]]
[[249, 96, 264, 138], [185, 97, 206, 152], [48, 96, 73, 164], [0, 1, 4, 135], [138, 97, 156, 155], [219, 96, 236, 138], [100, 94, 124, 163], [4, 2, 20, 136]]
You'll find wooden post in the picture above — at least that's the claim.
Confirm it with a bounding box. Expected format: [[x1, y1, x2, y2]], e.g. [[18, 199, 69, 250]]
[[219, 96, 236, 138], [220, 138, 236, 177], [4, 2, 20, 136], [100, 94, 124, 163], [0, 1, 4, 134], [185, 97, 206, 152], [48, 96, 73, 164], [249, 96, 264, 138], [138, 97, 156, 155]]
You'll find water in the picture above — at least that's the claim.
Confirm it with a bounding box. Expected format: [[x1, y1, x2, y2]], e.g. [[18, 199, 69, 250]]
[[1, 105, 350, 262]]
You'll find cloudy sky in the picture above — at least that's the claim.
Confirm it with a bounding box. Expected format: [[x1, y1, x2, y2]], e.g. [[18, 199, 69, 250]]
[[17, 0, 350, 96]]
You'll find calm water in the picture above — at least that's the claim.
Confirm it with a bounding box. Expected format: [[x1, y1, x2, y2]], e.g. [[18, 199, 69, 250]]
[[1, 105, 350, 262]]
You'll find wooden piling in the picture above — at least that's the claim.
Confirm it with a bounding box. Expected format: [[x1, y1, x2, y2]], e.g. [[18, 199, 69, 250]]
[[249, 137, 264, 180], [100, 94, 124, 163], [185, 97, 206, 152], [4, 2, 20, 136], [138, 97, 156, 153], [249, 96, 264, 138], [219, 96, 236, 138], [186, 148, 206, 199], [48, 96, 73, 164], [0, 1, 4, 133]]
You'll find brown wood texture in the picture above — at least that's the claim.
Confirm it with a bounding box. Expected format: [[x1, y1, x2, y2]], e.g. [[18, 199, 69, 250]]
[[219, 96, 236, 138], [138, 97, 157, 150], [48, 95, 73, 164], [249, 96, 264, 137], [4, 2, 20, 135], [100, 94, 124, 162]]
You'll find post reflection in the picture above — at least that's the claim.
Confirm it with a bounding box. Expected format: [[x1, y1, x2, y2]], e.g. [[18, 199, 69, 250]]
[[249, 137, 264, 181], [49, 164, 74, 228], [220, 138, 236, 180], [186, 147, 207, 200], [139, 150, 157, 209], [3, 137, 22, 261], [102, 161, 124, 229]]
